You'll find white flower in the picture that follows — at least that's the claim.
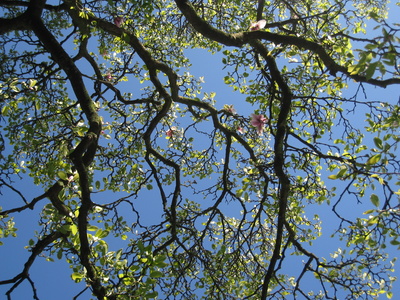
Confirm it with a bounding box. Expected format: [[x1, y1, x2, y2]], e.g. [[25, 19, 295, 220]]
[[249, 20, 267, 31]]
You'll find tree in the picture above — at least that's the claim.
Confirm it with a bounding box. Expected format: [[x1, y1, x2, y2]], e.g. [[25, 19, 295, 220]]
[[0, 0, 399, 299]]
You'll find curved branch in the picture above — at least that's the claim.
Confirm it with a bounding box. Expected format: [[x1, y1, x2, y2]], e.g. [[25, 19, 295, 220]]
[[0, 231, 64, 287], [0, 179, 28, 205], [0, 180, 72, 217], [174, 0, 400, 88], [0, 0, 45, 34], [23, 1, 104, 298]]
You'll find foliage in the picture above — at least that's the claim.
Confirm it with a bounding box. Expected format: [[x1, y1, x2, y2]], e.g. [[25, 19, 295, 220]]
[[0, 0, 399, 299]]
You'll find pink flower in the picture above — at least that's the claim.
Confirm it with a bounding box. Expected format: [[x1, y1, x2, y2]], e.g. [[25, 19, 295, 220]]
[[223, 104, 237, 115], [237, 127, 245, 134], [249, 19, 267, 31], [114, 17, 124, 27], [104, 73, 112, 81], [166, 126, 177, 138], [250, 114, 268, 135]]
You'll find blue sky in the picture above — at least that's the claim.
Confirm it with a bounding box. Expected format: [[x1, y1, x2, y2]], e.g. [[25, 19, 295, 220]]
[[1, 46, 399, 299]]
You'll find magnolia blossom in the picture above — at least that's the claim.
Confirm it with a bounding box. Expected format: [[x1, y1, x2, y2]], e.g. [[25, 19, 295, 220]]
[[104, 73, 112, 81], [223, 104, 237, 115], [249, 19, 267, 31], [237, 127, 245, 134], [166, 126, 177, 138], [114, 17, 124, 27], [251, 114, 268, 135]]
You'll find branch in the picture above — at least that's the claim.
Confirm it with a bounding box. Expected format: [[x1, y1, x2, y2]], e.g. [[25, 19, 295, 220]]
[[0, 231, 64, 287], [0, 179, 28, 205], [29, 7, 101, 168], [23, 1, 105, 298], [256, 0, 265, 21], [251, 43, 292, 300], [0, 0, 46, 34], [83, 13, 179, 101], [247, 31, 400, 87], [174, 0, 244, 46], [174, 0, 400, 88], [0, 180, 72, 217]]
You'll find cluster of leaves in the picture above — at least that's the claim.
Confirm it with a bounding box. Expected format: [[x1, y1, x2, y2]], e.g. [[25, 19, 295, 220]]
[[0, 0, 399, 299]]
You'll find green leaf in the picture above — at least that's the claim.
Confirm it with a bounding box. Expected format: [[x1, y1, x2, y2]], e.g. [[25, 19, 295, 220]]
[[95, 229, 109, 239], [150, 270, 164, 278], [57, 171, 68, 181], [71, 272, 83, 282], [57, 249, 63, 260], [145, 291, 158, 299], [70, 224, 78, 235], [337, 167, 347, 178], [137, 240, 145, 252], [348, 64, 360, 75], [59, 224, 71, 234], [1, 105, 10, 116], [367, 216, 379, 225], [365, 61, 378, 80], [28, 79, 37, 88], [368, 11, 379, 21], [370, 194, 380, 207], [366, 154, 381, 165], [87, 225, 98, 231], [373, 137, 383, 149]]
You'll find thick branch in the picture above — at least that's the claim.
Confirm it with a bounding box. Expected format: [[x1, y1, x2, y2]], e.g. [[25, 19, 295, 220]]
[[250, 41, 293, 299], [23, 1, 104, 298], [29, 10, 101, 168], [247, 31, 400, 87], [0, 180, 72, 217], [174, 0, 244, 46], [174, 0, 400, 88], [256, 0, 265, 21], [0, 0, 45, 34]]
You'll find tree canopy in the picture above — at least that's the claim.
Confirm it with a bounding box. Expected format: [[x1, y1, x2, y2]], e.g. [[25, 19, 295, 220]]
[[0, 0, 399, 299]]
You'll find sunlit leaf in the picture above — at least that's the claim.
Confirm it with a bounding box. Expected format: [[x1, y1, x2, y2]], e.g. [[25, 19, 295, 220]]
[[366, 154, 381, 165], [71, 272, 83, 282]]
